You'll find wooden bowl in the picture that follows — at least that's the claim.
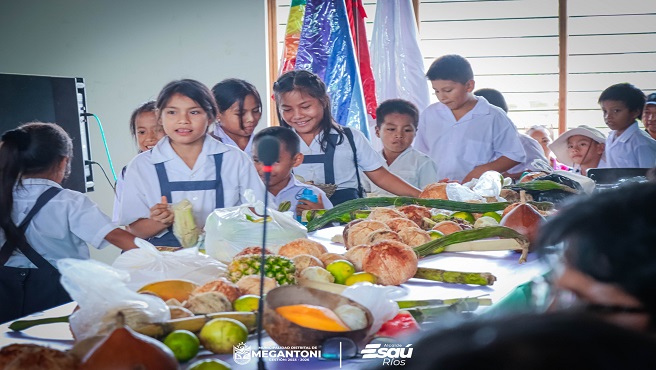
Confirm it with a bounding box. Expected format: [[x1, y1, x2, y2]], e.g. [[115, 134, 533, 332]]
[[263, 285, 373, 348]]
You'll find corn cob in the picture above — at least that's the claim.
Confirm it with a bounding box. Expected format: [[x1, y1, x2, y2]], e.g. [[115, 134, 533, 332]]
[[508, 180, 578, 193], [305, 197, 553, 231], [413, 226, 530, 263], [134, 312, 257, 338], [414, 268, 497, 286], [172, 199, 201, 248]]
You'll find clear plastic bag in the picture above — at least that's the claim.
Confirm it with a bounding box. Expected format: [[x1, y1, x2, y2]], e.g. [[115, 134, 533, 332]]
[[340, 282, 403, 336], [57, 258, 170, 341], [112, 238, 227, 291], [204, 193, 307, 263]]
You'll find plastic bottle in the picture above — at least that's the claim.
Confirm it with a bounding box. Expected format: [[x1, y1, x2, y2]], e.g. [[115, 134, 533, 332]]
[[297, 188, 318, 224]]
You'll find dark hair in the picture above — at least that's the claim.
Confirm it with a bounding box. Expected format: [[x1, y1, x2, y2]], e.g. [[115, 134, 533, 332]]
[[211, 78, 262, 130], [474, 88, 508, 113], [156, 79, 218, 123], [273, 70, 344, 151], [598, 83, 646, 119], [535, 183, 656, 326], [375, 99, 419, 128], [253, 126, 300, 157], [426, 54, 474, 84], [379, 312, 656, 370], [0, 122, 73, 248], [129, 100, 157, 144]]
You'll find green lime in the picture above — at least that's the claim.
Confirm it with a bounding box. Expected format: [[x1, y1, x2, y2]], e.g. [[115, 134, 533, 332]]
[[325, 260, 356, 284], [451, 211, 475, 224], [199, 318, 248, 354], [162, 329, 200, 362], [233, 294, 260, 312], [482, 211, 502, 222], [187, 358, 233, 370], [428, 230, 444, 240], [344, 272, 377, 286]]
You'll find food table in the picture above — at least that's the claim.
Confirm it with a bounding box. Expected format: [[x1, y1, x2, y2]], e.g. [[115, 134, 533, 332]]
[[0, 227, 547, 369]]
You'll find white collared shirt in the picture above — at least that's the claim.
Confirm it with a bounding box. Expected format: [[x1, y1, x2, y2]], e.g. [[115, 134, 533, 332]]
[[213, 125, 254, 156], [270, 175, 333, 214], [1, 178, 117, 268], [603, 121, 656, 168], [362, 147, 438, 196], [414, 97, 526, 182], [118, 135, 265, 229], [293, 127, 384, 190]]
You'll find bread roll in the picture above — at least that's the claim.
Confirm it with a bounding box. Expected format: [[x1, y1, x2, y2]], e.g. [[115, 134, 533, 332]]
[[365, 229, 403, 246], [397, 205, 432, 228], [419, 183, 448, 199], [385, 217, 420, 233], [192, 277, 241, 302], [432, 220, 463, 235], [397, 227, 431, 247], [343, 245, 371, 271], [291, 254, 324, 276], [278, 238, 328, 258], [362, 241, 418, 286], [367, 207, 407, 223], [345, 220, 389, 249], [319, 252, 346, 266], [0, 344, 79, 370]]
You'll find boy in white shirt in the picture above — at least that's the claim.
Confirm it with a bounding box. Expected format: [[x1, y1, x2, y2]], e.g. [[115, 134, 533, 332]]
[[598, 83, 656, 168], [363, 99, 438, 196], [251, 126, 332, 218], [415, 55, 525, 183]]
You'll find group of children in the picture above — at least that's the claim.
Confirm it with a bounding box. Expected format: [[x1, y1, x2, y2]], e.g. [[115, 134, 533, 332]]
[[2, 53, 656, 321]]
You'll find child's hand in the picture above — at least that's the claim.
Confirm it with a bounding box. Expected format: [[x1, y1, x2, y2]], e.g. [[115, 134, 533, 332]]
[[296, 197, 325, 216], [150, 196, 174, 226]]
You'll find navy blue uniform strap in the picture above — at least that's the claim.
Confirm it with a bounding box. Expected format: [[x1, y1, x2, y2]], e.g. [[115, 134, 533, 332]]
[[0, 187, 62, 270], [154, 153, 224, 208], [342, 128, 364, 197], [301, 134, 339, 184]]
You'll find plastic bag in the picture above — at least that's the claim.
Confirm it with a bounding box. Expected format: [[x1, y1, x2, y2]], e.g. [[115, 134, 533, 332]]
[[112, 238, 227, 291], [445, 183, 486, 203], [58, 258, 170, 341], [340, 283, 403, 336], [204, 192, 307, 263]]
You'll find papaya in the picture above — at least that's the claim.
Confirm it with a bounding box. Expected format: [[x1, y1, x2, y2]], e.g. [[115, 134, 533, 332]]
[[275, 304, 350, 332]]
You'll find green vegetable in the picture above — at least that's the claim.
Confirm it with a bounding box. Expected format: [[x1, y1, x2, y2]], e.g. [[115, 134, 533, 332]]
[[508, 180, 578, 193], [414, 268, 497, 286]]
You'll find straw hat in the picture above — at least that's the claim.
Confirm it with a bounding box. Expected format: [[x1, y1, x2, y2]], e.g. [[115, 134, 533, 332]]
[[548, 125, 606, 164]]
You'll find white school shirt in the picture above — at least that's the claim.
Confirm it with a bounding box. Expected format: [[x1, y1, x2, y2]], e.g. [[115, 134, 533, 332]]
[[414, 97, 526, 182], [270, 175, 334, 215], [362, 147, 438, 196], [293, 127, 384, 190], [507, 134, 549, 174], [602, 121, 656, 168], [118, 135, 265, 229], [213, 125, 254, 156], [1, 179, 117, 268]]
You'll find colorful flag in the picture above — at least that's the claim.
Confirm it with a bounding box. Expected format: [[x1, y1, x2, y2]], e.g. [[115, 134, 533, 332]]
[[279, 0, 307, 75], [370, 0, 430, 113], [346, 0, 377, 119], [294, 0, 370, 138]]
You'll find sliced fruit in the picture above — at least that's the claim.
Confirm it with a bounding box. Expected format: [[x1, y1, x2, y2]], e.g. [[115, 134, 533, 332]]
[[344, 272, 377, 286], [482, 211, 502, 222], [137, 279, 199, 302], [451, 211, 475, 224], [325, 260, 356, 285]]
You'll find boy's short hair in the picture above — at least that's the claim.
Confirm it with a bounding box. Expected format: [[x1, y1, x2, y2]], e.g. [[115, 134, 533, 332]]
[[253, 126, 300, 156], [598, 83, 646, 115], [375, 99, 419, 128], [426, 54, 474, 84]]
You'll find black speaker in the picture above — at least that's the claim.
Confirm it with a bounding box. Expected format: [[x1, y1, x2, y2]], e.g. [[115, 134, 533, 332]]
[[0, 73, 94, 192]]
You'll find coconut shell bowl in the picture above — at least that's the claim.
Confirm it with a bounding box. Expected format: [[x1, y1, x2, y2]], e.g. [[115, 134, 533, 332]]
[[263, 285, 373, 348]]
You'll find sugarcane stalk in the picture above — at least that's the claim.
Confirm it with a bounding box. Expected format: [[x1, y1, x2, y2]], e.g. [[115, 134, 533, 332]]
[[134, 311, 257, 338], [413, 226, 530, 263], [405, 299, 484, 323], [414, 267, 497, 286], [508, 180, 578, 193], [9, 315, 70, 332], [305, 197, 554, 231], [396, 297, 492, 309]]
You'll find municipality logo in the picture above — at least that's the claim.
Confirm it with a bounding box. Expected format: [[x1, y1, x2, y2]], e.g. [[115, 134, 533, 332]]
[[361, 343, 413, 366], [233, 342, 251, 365]]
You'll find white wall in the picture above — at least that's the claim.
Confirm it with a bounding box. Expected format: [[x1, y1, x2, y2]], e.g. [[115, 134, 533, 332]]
[[0, 0, 269, 263]]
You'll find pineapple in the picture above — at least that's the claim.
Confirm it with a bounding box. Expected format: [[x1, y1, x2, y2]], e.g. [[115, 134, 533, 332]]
[[228, 254, 296, 286]]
